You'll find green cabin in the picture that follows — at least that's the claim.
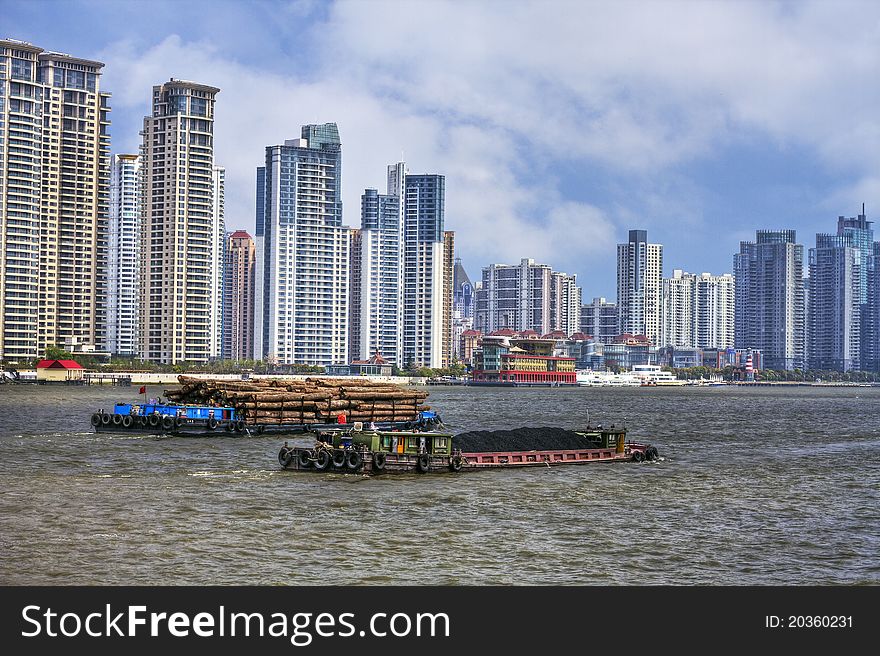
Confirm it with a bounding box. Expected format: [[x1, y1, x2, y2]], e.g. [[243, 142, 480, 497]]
[[328, 429, 455, 456]]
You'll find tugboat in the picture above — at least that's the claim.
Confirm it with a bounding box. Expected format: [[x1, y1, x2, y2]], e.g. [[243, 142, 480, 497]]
[[278, 423, 659, 475], [90, 402, 247, 435]]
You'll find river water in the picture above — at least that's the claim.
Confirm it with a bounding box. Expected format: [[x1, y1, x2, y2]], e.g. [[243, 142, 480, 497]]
[[0, 383, 877, 585]]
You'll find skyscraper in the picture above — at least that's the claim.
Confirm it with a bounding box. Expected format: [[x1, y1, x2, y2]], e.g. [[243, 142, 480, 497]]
[[475, 258, 580, 336], [617, 229, 663, 345], [107, 154, 141, 356], [210, 165, 225, 359], [350, 180, 404, 365], [735, 230, 805, 371], [808, 211, 873, 371], [661, 270, 734, 349], [222, 230, 255, 361], [255, 124, 350, 366], [349, 164, 450, 369], [139, 78, 220, 364], [864, 241, 880, 372], [402, 173, 447, 369], [0, 39, 111, 362]]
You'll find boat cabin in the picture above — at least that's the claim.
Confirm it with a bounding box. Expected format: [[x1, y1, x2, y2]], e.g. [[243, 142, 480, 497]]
[[575, 427, 627, 451], [112, 403, 238, 422], [327, 428, 454, 457]]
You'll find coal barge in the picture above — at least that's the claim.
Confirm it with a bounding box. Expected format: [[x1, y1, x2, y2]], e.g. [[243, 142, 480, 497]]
[[278, 424, 659, 475]]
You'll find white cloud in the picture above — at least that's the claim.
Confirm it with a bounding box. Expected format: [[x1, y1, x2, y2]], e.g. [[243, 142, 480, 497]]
[[93, 0, 880, 290]]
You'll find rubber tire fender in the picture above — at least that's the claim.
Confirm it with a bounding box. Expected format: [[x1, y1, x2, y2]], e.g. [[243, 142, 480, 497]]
[[112, 413, 123, 426], [235, 419, 245, 433], [297, 450, 313, 468], [416, 453, 430, 474], [207, 417, 218, 430], [345, 450, 363, 471], [314, 450, 331, 471], [331, 450, 347, 469], [372, 452, 387, 472], [90, 412, 102, 427], [278, 448, 291, 466], [121, 415, 133, 428], [161, 415, 174, 431], [632, 451, 644, 462], [100, 412, 112, 425], [449, 456, 463, 472], [148, 414, 160, 427]]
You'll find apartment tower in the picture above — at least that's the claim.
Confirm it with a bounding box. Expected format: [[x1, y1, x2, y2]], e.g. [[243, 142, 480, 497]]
[[0, 39, 111, 361], [617, 229, 663, 345], [139, 78, 220, 364], [107, 153, 141, 356]]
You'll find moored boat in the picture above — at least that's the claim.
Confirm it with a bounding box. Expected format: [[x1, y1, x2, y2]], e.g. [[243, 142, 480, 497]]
[[278, 424, 659, 475]]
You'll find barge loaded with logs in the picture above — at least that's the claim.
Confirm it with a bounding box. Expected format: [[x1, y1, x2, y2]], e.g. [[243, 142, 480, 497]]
[[90, 376, 439, 436], [278, 424, 660, 475]]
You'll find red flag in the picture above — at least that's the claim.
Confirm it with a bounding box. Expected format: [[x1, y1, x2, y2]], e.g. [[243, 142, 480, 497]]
[[139, 385, 146, 394]]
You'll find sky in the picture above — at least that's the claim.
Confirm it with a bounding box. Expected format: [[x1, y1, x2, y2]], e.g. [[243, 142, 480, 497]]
[[6, 0, 880, 299]]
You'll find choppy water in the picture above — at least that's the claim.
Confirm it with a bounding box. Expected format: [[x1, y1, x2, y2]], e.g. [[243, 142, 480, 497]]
[[0, 383, 878, 585]]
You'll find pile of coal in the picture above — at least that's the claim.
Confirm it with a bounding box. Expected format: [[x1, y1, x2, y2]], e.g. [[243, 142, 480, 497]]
[[453, 427, 601, 453]]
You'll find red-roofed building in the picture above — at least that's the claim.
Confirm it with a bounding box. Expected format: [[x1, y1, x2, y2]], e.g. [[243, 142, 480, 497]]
[[36, 359, 84, 382]]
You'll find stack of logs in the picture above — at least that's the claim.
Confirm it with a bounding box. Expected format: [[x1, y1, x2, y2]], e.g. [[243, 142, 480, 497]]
[[164, 376, 430, 426]]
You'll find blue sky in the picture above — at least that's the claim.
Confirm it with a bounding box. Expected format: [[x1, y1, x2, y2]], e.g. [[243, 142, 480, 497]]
[[7, 0, 880, 299]]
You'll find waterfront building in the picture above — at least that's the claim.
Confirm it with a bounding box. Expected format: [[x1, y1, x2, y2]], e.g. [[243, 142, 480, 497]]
[[864, 242, 880, 372], [808, 211, 873, 371], [402, 173, 447, 369], [579, 297, 618, 345], [471, 334, 576, 385], [0, 39, 111, 362], [734, 230, 804, 370], [702, 347, 763, 372], [442, 230, 455, 368], [661, 270, 734, 349], [459, 328, 481, 367], [349, 165, 450, 369], [603, 333, 657, 370], [254, 124, 351, 366], [107, 154, 141, 356], [222, 230, 255, 361], [617, 230, 663, 346], [138, 78, 220, 364], [209, 165, 226, 359], [475, 258, 580, 336]]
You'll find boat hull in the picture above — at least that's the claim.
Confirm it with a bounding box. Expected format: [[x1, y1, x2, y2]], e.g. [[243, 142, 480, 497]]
[[279, 443, 656, 475]]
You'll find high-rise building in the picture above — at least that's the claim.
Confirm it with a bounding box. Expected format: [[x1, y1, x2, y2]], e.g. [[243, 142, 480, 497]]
[[735, 230, 804, 370], [0, 39, 111, 362], [255, 124, 350, 366], [222, 230, 255, 361], [551, 272, 582, 337], [864, 241, 880, 372], [442, 230, 455, 368], [107, 154, 141, 356], [452, 258, 475, 360], [808, 211, 873, 371], [350, 181, 404, 365], [474, 258, 580, 336], [139, 78, 220, 364], [209, 165, 225, 359], [661, 270, 734, 349], [402, 174, 446, 369], [580, 297, 618, 344], [617, 229, 663, 345]]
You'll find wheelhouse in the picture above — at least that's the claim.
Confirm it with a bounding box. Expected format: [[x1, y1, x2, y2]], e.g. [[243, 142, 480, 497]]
[[326, 429, 454, 457]]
